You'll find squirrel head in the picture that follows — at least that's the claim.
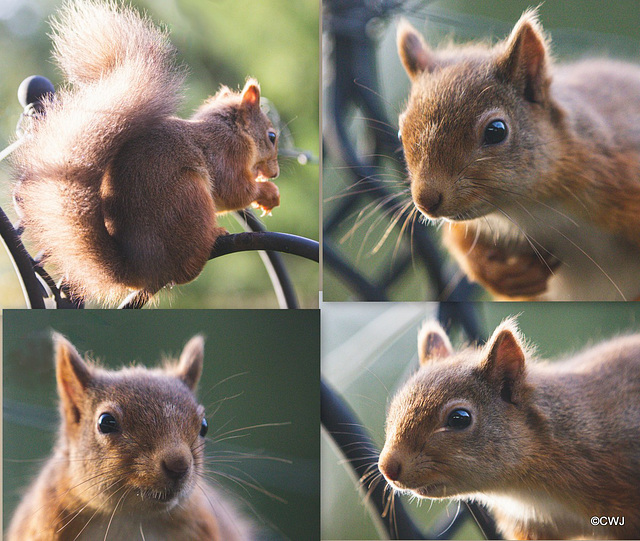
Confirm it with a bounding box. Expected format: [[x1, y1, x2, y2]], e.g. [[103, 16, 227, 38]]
[[397, 10, 561, 221], [238, 79, 280, 180], [378, 319, 540, 499], [195, 78, 279, 181], [53, 333, 209, 514]]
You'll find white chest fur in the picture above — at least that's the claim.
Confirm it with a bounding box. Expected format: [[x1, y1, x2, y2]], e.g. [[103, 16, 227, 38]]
[[473, 491, 603, 539], [477, 200, 640, 300]]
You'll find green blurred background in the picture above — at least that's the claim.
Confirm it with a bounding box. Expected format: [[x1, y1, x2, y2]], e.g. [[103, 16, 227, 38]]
[[0, 0, 319, 308], [322, 302, 640, 539], [323, 0, 640, 301], [3, 309, 320, 540]]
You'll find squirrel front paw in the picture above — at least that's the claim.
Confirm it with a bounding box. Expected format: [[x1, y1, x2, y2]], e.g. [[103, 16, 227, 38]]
[[254, 181, 280, 213], [466, 244, 560, 298], [444, 224, 560, 298]]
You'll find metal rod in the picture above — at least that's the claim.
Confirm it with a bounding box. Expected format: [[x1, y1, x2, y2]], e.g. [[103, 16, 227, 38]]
[[321, 379, 426, 540], [323, 240, 389, 300], [210, 231, 319, 262], [0, 206, 45, 308]]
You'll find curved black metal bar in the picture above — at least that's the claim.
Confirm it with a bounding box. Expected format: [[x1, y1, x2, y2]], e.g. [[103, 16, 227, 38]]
[[210, 231, 319, 262], [323, 239, 389, 300], [0, 207, 45, 308], [438, 301, 483, 343], [235, 210, 300, 309], [118, 231, 319, 309], [321, 379, 427, 540]]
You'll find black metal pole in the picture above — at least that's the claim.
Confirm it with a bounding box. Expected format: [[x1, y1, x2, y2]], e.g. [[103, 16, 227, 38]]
[[0, 207, 45, 308], [321, 379, 426, 540]]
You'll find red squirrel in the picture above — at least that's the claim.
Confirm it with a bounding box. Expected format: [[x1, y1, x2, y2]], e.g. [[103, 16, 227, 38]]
[[11, 0, 280, 305], [378, 319, 640, 539], [396, 11, 640, 300], [6, 334, 252, 540]]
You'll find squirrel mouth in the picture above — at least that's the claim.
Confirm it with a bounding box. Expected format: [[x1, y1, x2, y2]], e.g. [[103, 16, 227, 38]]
[[387, 478, 446, 498], [413, 483, 447, 498], [135, 488, 181, 504]]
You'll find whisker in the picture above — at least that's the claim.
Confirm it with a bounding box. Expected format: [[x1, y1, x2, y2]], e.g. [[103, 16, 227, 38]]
[[372, 200, 414, 255]]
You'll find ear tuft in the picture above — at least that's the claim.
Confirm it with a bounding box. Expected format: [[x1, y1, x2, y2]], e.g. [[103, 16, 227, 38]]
[[210, 85, 232, 102], [480, 318, 527, 403], [397, 19, 436, 80], [417, 320, 453, 365], [53, 333, 93, 426], [496, 9, 551, 103], [241, 78, 261, 109], [176, 335, 205, 391]]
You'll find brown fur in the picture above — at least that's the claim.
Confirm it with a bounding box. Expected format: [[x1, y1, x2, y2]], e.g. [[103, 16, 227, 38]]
[[379, 320, 640, 539], [11, 0, 279, 305], [6, 334, 251, 541], [397, 10, 640, 299]]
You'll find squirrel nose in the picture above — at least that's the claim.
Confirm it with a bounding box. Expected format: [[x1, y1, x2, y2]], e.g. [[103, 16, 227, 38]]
[[413, 188, 444, 217], [161, 449, 192, 480], [423, 193, 443, 215], [378, 453, 402, 482]]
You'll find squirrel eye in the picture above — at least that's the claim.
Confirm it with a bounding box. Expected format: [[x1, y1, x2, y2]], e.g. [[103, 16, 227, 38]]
[[97, 413, 119, 434], [446, 408, 472, 430], [267, 129, 277, 146], [397, 129, 402, 143], [483, 119, 508, 145], [200, 417, 208, 437]]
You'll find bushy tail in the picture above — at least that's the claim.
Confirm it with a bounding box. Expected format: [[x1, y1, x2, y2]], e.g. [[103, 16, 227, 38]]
[[12, 0, 185, 304], [52, 0, 179, 87]]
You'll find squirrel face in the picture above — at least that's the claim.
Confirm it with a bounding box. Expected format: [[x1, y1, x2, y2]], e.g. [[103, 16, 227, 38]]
[[55, 334, 208, 514], [237, 81, 280, 181], [378, 320, 537, 499], [397, 11, 561, 221], [195, 79, 280, 181]]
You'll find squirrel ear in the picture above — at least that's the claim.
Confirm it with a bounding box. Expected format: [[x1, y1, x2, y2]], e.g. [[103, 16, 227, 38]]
[[53, 333, 93, 426], [480, 319, 527, 404], [241, 79, 261, 109], [176, 335, 204, 391], [496, 9, 550, 103], [397, 19, 436, 80], [418, 321, 453, 365]]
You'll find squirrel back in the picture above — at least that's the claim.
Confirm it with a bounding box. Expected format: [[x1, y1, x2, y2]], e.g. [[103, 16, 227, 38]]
[[378, 320, 640, 539], [6, 334, 252, 541], [12, 0, 280, 305], [396, 11, 640, 300]]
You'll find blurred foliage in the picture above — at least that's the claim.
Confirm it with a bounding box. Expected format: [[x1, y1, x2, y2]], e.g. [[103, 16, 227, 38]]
[[0, 0, 319, 308], [323, 0, 640, 301]]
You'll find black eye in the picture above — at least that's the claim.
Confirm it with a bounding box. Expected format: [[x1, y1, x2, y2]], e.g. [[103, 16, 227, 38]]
[[397, 129, 402, 143], [97, 413, 118, 434], [200, 418, 208, 437], [483, 120, 508, 145], [446, 408, 472, 430], [267, 130, 277, 145]]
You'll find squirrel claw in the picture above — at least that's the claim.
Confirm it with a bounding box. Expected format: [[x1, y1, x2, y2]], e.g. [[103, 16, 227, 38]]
[[251, 201, 275, 217]]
